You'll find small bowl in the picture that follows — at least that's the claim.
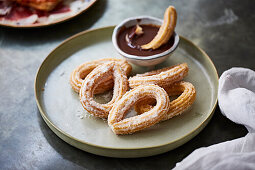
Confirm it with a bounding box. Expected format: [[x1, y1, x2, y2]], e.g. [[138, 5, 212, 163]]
[[112, 16, 179, 67]]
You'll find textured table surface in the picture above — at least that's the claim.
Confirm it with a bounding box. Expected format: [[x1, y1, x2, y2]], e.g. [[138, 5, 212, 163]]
[[0, 0, 254, 169]]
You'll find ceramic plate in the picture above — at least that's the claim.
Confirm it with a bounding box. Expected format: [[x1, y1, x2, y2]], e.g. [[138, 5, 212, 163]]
[[35, 26, 218, 158], [0, 0, 97, 28]]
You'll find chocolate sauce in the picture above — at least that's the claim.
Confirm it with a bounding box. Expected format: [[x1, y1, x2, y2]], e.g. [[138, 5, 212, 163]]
[[117, 24, 174, 56]]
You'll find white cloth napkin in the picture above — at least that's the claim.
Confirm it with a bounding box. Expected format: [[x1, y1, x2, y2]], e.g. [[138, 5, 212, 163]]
[[173, 67, 255, 170]]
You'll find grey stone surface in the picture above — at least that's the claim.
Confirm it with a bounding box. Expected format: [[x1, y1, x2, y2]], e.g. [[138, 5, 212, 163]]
[[0, 0, 254, 169]]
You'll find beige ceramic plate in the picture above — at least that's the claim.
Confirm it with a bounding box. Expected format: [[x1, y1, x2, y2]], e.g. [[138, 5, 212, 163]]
[[0, 0, 97, 28], [35, 26, 218, 158]]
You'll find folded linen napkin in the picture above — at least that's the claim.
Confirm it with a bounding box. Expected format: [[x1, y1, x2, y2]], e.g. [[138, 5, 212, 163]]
[[173, 68, 255, 170]]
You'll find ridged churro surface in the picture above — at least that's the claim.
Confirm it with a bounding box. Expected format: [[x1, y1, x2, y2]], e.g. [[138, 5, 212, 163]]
[[108, 85, 170, 135], [70, 58, 131, 94], [135, 81, 196, 121], [129, 63, 188, 88], [79, 62, 128, 119], [141, 6, 177, 50]]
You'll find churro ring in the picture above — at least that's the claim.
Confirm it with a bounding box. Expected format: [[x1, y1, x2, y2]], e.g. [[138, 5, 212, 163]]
[[135, 81, 196, 121], [108, 85, 170, 135], [141, 6, 177, 50], [80, 62, 128, 119], [129, 63, 188, 88], [70, 58, 132, 94]]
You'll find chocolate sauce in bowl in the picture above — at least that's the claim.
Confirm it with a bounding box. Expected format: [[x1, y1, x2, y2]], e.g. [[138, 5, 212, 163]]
[[117, 24, 174, 56]]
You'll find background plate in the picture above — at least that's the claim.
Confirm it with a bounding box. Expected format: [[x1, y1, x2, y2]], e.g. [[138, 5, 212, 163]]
[[0, 0, 97, 28], [35, 26, 218, 158]]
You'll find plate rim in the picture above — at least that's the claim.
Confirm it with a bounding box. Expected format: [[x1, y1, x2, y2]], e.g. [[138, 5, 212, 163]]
[[34, 26, 219, 150], [0, 0, 97, 28]]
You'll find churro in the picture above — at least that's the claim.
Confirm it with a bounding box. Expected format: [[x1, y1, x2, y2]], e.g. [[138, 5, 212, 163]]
[[141, 6, 177, 50], [108, 85, 170, 135], [79, 62, 128, 119], [129, 63, 188, 88], [70, 58, 131, 94], [135, 81, 196, 121]]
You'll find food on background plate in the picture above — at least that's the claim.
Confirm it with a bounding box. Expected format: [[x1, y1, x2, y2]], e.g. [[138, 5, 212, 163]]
[[0, 0, 94, 26], [14, 0, 62, 11], [117, 6, 177, 56], [70, 58, 132, 94]]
